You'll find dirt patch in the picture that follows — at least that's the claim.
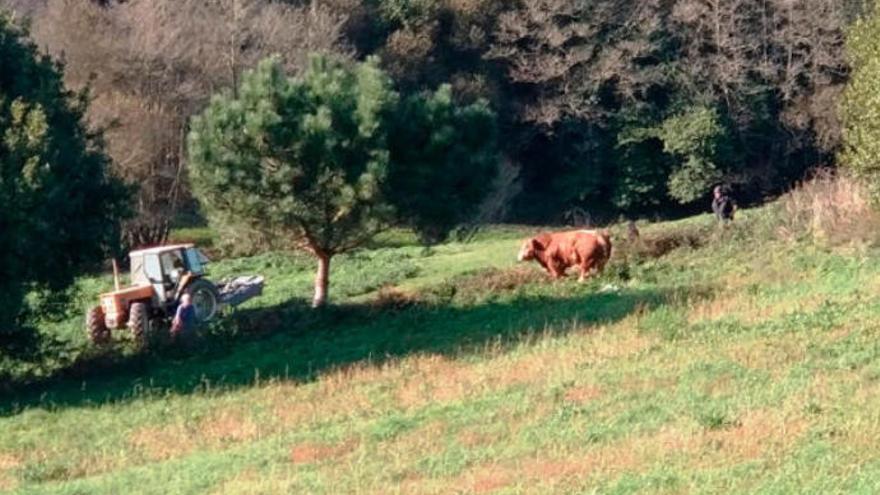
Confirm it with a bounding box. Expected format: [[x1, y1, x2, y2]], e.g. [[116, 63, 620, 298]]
[[0, 454, 19, 471], [0, 453, 20, 491], [130, 410, 261, 459], [395, 355, 475, 408], [563, 385, 603, 404], [825, 325, 854, 342], [463, 464, 515, 494], [453, 432, 664, 491], [265, 365, 389, 427], [457, 430, 499, 448], [448, 411, 808, 491], [272, 387, 376, 429], [396, 350, 580, 410], [289, 440, 357, 464], [698, 409, 809, 467], [397, 330, 655, 410], [129, 424, 193, 461], [199, 410, 260, 444], [493, 351, 569, 389], [688, 292, 823, 326]]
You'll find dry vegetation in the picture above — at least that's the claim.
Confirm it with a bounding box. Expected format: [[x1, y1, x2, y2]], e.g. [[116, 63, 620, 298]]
[[778, 169, 880, 246]]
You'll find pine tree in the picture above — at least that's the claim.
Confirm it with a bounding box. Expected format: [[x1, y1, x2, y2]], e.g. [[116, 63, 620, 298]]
[[189, 55, 499, 307], [189, 56, 396, 307], [386, 85, 498, 244]]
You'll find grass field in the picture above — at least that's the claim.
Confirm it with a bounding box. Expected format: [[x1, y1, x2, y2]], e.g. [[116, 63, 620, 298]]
[[5, 207, 880, 493]]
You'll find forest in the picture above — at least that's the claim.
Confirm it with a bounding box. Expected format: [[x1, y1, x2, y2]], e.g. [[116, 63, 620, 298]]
[[3, 0, 874, 228]]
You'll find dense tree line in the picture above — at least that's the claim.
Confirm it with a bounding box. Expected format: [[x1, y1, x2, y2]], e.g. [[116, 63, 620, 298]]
[[1, 0, 872, 227]]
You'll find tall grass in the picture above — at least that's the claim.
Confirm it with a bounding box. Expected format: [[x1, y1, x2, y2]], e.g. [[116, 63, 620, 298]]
[[778, 169, 880, 246]]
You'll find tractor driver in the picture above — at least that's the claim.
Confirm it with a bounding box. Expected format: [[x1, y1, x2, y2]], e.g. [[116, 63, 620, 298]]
[[160, 251, 187, 291]]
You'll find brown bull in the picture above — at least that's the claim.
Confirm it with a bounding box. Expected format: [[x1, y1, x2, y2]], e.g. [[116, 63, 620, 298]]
[[517, 229, 612, 282]]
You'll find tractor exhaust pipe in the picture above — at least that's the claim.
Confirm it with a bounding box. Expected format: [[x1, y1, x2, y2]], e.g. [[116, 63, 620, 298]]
[[112, 259, 120, 291]]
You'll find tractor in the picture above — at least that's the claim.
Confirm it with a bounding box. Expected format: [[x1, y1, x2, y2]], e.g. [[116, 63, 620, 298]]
[[86, 244, 221, 346]]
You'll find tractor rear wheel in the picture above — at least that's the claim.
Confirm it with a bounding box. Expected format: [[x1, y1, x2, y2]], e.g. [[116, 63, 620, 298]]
[[86, 306, 110, 345], [186, 279, 220, 323], [128, 302, 150, 347]]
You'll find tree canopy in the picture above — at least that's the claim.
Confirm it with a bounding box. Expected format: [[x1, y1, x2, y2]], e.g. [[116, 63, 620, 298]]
[[188, 55, 499, 306], [386, 84, 498, 244], [0, 14, 127, 339], [841, 1, 880, 197]]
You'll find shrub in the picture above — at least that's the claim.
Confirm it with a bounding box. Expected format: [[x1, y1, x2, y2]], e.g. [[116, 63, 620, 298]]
[[777, 169, 880, 246], [840, 2, 880, 196]]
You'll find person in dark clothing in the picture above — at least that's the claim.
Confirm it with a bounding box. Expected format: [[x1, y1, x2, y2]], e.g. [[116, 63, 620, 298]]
[[171, 293, 197, 346], [627, 220, 640, 243], [711, 185, 736, 224]]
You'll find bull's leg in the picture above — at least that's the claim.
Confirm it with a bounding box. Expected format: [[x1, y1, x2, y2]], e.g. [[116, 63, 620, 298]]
[[578, 262, 594, 283], [547, 260, 566, 279]]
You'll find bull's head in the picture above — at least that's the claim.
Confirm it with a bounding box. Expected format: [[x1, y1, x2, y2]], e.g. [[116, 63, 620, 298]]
[[517, 238, 541, 262]]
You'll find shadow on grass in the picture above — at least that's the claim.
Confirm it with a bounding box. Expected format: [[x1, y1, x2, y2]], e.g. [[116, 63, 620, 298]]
[[0, 282, 679, 415]]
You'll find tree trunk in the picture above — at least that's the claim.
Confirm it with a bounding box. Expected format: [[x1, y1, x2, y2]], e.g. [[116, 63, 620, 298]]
[[312, 253, 331, 308]]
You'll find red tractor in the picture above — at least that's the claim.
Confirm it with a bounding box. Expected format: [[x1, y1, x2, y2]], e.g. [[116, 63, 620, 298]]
[[86, 244, 221, 346]]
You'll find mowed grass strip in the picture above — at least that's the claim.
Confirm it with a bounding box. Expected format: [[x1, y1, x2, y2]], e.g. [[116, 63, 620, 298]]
[[6, 214, 880, 493]]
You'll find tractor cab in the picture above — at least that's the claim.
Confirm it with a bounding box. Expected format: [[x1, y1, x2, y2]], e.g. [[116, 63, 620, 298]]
[[129, 244, 210, 305]]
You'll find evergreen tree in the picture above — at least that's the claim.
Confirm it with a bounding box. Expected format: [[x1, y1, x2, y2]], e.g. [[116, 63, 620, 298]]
[[0, 14, 128, 340], [386, 85, 498, 244], [189, 55, 498, 307]]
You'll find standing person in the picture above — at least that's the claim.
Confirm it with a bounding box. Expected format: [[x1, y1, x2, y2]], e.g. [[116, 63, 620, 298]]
[[711, 185, 736, 225], [171, 293, 197, 347], [627, 220, 640, 243]]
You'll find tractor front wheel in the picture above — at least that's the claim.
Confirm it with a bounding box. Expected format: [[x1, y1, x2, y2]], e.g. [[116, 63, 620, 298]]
[[86, 306, 110, 345], [186, 279, 220, 323], [128, 302, 150, 347]]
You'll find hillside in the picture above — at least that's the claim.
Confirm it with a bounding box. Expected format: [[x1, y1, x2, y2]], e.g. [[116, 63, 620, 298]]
[[4, 208, 880, 493]]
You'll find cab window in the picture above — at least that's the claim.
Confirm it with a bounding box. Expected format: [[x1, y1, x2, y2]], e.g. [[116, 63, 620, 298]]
[[185, 248, 204, 274], [169, 251, 187, 276]]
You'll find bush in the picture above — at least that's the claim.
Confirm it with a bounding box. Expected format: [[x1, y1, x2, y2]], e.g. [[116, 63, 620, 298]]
[[777, 169, 880, 247], [840, 2, 880, 196], [0, 14, 128, 341]]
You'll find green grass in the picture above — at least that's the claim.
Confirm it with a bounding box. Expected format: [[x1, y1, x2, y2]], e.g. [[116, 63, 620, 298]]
[[5, 210, 880, 493]]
